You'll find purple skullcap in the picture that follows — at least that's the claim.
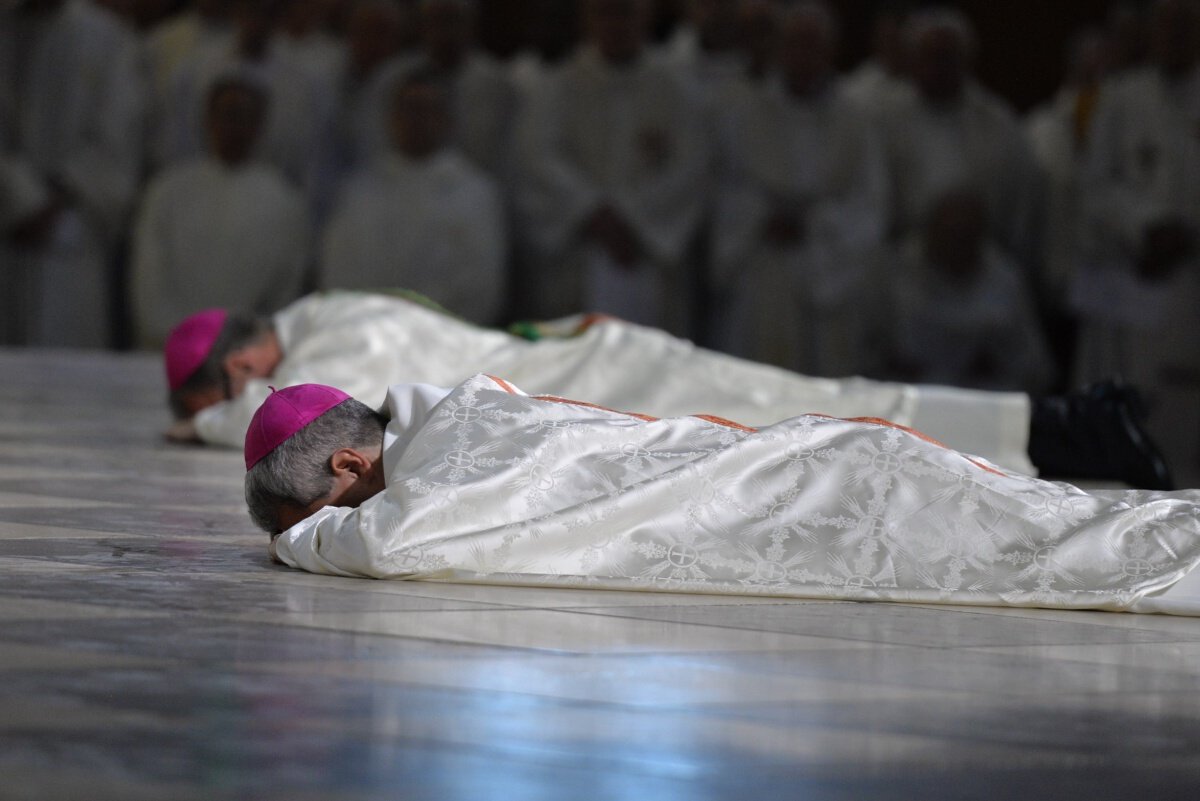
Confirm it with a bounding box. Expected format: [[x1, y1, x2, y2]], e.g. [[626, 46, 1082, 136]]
[[164, 309, 229, 391], [244, 384, 352, 470]]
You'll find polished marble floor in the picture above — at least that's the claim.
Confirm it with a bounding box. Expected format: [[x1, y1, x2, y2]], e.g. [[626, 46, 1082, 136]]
[[1, 348, 1199, 800]]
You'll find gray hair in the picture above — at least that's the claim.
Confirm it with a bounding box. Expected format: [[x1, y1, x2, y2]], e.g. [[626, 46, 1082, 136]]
[[244, 398, 388, 534]]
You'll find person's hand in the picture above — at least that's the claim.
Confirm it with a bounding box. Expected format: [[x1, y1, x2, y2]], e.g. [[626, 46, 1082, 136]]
[[583, 205, 643, 268], [1138, 219, 1195, 281], [164, 417, 201, 444]]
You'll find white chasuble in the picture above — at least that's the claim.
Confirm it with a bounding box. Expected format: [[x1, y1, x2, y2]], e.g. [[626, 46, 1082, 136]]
[[194, 292, 1032, 474], [275, 375, 1200, 615]]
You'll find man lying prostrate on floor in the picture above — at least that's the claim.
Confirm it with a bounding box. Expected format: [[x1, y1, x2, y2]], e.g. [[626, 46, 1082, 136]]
[[248, 379, 1200, 615], [165, 290, 1172, 488]]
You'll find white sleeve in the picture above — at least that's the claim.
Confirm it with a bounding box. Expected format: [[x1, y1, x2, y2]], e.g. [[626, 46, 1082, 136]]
[[272, 504, 384, 578], [274, 479, 456, 579]]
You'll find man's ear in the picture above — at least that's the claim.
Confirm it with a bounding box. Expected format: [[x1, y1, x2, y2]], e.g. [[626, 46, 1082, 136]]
[[329, 448, 372, 479]]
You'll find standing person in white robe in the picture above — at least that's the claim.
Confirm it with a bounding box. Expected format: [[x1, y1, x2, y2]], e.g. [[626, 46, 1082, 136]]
[[1074, 0, 1200, 488], [250, 378, 1200, 616], [734, 0, 782, 85], [145, 1, 234, 172], [161, 290, 1176, 490], [0, 156, 55, 344], [145, 0, 233, 107], [880, 8, 1042, 269], [327, 0, 411, 179], [320, 71, 506, 325], [359, 0, 513, 178], [841, 0, 914, 116], [0, 0, 145, 347], [1025, 28, 1112, 379], [506, 0, 579, 97], [276, 0, 343, 77], [131, 75, 309, 347], [872, 188, 1056, 394], [514, 0, 709, 334], [661, 0, 746, 91], [710, 2, 886, 376], [157, 0, 338, 210], [407, 0, 515, 178]]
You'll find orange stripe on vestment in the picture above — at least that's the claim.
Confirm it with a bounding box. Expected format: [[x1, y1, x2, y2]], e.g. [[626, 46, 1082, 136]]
[[484, 374, 519, 394], [533, 394, 661, 423], [486, 377, 997, 475], [691, 414, 758, 433], [811, 414, 1007, 477], [574, 312, 617, 335], [533, 395, 759, 432]]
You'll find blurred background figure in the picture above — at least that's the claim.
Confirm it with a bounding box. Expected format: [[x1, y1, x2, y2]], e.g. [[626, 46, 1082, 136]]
[[1074, 0, 1200, 486], [277, 0, 342, 76], [398, 0, 515, 177], [321, 71, 506, 325], [872, 187, 1054, 393], [881, 8, 1043, 272], [94, 0, 183, 29], [145, 1, 231, 95], [1025, 26, 1112, 382], [514, 0, 708, 335], [508, 0, 579, 93], [662, 0, 744, 89], [328, 0, 411, 178], [131, 74, 309, 347], [1105, 1, 1150, 76], [0, 0, 145, 347], [93, 0, 136, 24], [843, 0, 914, 114], [710, 1, 886, 376], [735, 0, 781, 84], [155, 0, 338, 213]]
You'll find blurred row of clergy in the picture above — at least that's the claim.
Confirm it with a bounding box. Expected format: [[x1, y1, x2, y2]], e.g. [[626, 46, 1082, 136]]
[[2, 0, 1199, 418]]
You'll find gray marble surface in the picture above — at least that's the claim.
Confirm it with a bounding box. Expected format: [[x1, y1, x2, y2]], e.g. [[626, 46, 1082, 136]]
[[1, 347, 1199, 800]]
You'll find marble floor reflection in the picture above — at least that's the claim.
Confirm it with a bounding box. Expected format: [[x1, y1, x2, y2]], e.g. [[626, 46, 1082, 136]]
[[1, 348, 1198, 800]]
